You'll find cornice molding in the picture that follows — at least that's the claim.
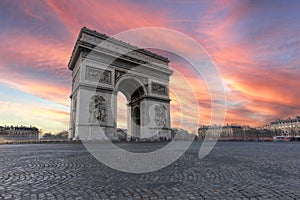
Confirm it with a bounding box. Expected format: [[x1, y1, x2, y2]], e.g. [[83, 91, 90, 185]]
[[68, 27, 171, 71]]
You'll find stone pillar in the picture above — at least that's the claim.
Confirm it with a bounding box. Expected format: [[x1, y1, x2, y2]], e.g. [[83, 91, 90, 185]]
[[127, 104, 132, 141], [112, 92, 118, 139], [140, 99, 171, 140]]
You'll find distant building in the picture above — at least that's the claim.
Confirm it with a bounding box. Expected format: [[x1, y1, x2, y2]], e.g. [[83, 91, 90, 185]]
[[0, 126, 7, 134], [10, 126, 39, 136], [222, 125, 243, 137], [198, 124, 273, 141], [41, 131, 68, 141], [0, 125, 39, 136], [0, 125, 39, 141], [266, 116, 300, 136], [198, 124, 243, 139]]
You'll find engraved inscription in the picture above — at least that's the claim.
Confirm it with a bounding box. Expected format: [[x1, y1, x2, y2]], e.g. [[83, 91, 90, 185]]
[[86, 66, 111, 84]]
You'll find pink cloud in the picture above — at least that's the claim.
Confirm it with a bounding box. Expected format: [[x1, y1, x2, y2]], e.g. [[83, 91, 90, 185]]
[[0, 32, 71, 74], [0, 71, 70, 106], [44, 0, 170, 36], [1, 0, 299, 131]]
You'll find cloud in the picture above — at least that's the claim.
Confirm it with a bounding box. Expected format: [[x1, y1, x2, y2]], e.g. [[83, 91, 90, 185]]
[[0, 32, 71, 75], [1, 0, 300, 132], [0, 21, 72, 107], [0, 70, 70, 106], [190, 0, 300, 126], [0, 101, 69, 133], [44, 0, 170, 35]]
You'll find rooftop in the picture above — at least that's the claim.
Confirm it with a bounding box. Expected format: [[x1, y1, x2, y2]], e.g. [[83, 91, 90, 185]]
[[270, 116, 300, 124]]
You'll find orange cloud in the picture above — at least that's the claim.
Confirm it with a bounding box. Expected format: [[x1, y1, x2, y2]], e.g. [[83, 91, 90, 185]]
[[0, 32, 71, 74], [1, 0, 299, 132], [0, 101, 69, 133], [0, 31, 72, 106]]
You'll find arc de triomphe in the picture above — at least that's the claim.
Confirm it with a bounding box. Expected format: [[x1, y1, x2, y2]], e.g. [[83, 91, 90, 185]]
[[68, 27, 173, 141]]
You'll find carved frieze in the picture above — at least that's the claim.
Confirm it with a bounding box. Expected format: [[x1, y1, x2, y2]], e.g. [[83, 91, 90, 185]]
[[81, 32, 168, 66], [154, 104, 167, 127], [152, 82, 168, 96], [86, 66, 111, 84], [89, 95, 106, 123]]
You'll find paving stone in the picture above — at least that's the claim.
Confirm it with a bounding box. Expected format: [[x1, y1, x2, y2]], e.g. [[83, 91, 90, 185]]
[[0, 142, 299, 199]]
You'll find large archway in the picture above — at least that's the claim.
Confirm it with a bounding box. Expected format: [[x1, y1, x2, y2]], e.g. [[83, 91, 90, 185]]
[[68, 27, 173, 141], [114, 76, 147, 140]]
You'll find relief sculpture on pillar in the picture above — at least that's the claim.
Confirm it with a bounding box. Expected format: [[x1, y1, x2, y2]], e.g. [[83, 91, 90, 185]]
[[89, 95, 106, 123], [154, 104, 167, 127]]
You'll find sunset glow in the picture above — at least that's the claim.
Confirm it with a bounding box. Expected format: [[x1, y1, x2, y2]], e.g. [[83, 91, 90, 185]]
[[1, 0, 299, 133]]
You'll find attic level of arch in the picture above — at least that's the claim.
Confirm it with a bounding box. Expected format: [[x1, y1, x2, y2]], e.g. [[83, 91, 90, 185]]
[[68, 27, 169, 69], [77, 47, 173, 78], [68, 28, 172, 76]]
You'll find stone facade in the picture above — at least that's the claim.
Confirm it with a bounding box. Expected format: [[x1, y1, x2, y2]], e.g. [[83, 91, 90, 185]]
[[68, 27, 173, 141], [198, 125, 243, 139], [0, 125, 39, 136], [0, 125, 39, 141], [266, 116, 300, 135]]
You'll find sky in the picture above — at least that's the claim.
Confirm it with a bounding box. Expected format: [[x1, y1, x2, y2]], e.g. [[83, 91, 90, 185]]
[[0, 0, 300, 133]]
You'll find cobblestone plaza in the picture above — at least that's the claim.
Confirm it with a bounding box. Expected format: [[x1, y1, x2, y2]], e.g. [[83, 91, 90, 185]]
[[0, 142, 299, 199]]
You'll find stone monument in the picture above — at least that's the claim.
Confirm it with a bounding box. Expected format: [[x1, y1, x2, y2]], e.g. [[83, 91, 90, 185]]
[[68, 27, 173, 141]]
